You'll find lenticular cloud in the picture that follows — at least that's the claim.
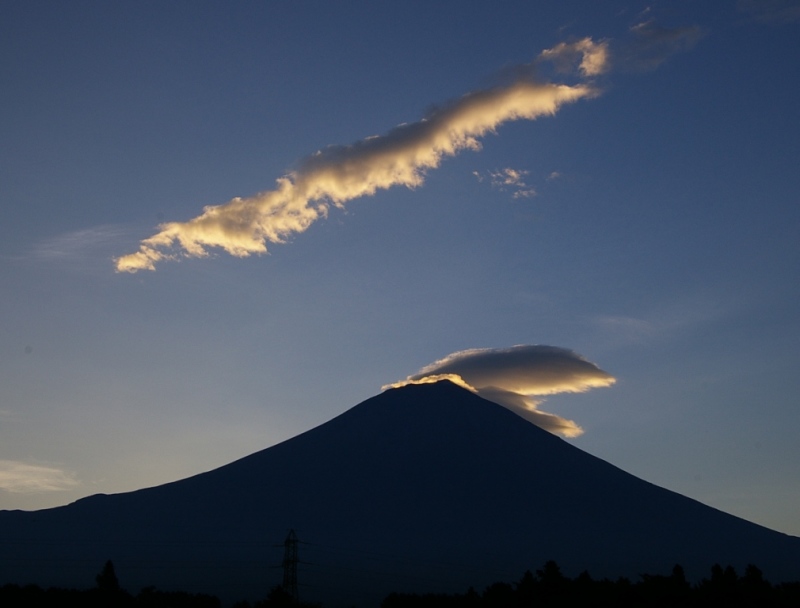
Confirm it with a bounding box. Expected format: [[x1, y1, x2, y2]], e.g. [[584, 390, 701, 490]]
[[115, 39, 607, 273], [385, 345, 616, 437]]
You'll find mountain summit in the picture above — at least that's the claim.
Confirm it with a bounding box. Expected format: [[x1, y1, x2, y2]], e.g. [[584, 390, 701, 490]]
[[1, 381, 798, 605]]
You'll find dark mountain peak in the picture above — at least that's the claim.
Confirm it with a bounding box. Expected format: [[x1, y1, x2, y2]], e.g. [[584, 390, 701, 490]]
[[313, 378, 514, 430]]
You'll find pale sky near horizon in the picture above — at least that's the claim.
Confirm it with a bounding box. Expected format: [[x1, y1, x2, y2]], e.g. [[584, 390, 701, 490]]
[[2, 1, 800, 538]]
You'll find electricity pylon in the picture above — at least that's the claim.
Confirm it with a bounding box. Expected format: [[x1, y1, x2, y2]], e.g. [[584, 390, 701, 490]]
[[282, 529, 299, 603]]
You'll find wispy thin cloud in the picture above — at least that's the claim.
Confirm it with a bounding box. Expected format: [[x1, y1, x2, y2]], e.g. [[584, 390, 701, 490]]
[[738, 0, 800, 24], [619, 20, 705, 71], [0, 460, 80, 493], [592, 315, 658, 346], [32, 225, 126, 261], [116, 39, 609, 273], [590, 294, 729, 347], [475, 167, 537, 199], [385, 345, 615, 437]]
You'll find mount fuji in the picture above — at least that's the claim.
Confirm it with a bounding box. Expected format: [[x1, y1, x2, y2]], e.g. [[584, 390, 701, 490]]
[[1, 381, 798, 605]]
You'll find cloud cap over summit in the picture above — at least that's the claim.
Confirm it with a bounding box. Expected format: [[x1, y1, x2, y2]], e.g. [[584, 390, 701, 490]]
[[386, 345, 616, 437]]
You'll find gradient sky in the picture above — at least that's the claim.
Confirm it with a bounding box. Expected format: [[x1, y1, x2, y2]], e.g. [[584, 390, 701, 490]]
[[2, 1, 799, 537]]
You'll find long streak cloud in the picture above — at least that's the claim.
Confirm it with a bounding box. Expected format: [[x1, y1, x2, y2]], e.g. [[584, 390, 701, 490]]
[[115, 39, 607, 272], [385, 345, 616, 437]]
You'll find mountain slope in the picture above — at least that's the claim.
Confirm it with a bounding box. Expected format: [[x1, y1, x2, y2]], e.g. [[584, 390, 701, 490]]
[[1, 381, 798, 605]]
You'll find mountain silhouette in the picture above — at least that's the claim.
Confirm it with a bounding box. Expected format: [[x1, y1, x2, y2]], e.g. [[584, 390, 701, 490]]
[[1, 381, 798, 606]]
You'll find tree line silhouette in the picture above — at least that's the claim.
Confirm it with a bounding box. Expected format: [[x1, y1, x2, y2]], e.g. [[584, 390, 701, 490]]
[[0, 561, 221, 608], [382, 560, 800, 608], [2, 559, 799, 607]]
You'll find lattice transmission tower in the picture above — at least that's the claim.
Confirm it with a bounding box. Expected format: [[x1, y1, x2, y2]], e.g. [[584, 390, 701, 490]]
[[282, 529, 299, 603]]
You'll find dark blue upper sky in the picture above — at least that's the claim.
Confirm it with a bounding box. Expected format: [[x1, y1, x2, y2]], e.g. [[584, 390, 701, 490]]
[[1, 1, 799, 535]]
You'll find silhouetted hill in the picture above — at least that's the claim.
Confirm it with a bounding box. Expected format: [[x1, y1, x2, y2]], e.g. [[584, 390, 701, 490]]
[[1, 381, 798, 606]]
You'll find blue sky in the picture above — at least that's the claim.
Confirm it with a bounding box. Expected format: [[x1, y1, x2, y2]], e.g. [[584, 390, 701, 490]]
[[2, 1, 799, 537]]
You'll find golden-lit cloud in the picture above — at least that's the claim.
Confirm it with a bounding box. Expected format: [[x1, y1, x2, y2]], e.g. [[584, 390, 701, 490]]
[[538, 37, 610, 77], [384, 345, 616, 438], [0, 460, 79, 493], [116, 41, 605, 272]]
